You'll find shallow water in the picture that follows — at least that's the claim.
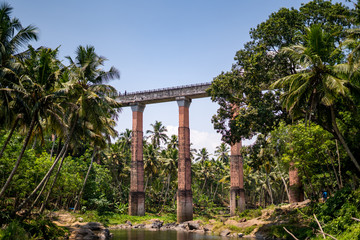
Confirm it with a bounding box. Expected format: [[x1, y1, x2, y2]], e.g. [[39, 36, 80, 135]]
[[110, 229, 258, 240]]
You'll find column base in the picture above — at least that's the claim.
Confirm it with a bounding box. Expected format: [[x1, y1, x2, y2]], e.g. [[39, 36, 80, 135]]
[[230, 187, 245, 216], [177, 190, 193, 223], [289, 184, 304, 203], [129, 191, 145, 216]]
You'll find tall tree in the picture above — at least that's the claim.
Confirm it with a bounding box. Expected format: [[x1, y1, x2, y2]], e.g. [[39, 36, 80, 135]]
[[271, 24, 360, 172], [146, 121, 168, 148], [0, 3, 38, 158], [0, 46, 64, 199]]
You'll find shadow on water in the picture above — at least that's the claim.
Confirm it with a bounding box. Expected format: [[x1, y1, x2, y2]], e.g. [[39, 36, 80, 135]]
[[111, 229, 258, 240]]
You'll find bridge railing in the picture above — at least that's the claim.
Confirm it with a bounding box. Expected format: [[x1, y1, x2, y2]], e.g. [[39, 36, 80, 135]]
[[119, 82, 212, 96]]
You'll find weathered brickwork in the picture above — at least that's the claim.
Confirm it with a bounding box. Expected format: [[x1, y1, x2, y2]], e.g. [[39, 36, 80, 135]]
[[177, 97, 193, 222], [129, 105, 145, 216], [230, 141, 246, 216], [289, 162, 304, 203]]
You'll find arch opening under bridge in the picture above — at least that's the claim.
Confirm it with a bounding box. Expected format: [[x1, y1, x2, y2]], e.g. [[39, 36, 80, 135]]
[[117, 83, 245, 222]]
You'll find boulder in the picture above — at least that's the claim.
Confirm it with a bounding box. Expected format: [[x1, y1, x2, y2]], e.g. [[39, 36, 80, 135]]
[[220, 230, 231, 236], [134, 224, 145, 229], [69, 222, 111, 240], [151, 220, 163, 229], [239, 218, 247, 223], [86, 222, 103, 231], [186, 221, 200, 230], [162, 222, 178, 229]]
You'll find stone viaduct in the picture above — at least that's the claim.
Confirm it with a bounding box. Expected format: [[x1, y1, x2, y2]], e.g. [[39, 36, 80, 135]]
[[117, 82, 245, 222]]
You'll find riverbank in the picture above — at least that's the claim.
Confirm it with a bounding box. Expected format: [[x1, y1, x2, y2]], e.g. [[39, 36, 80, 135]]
[[50, 199, 312, 239]]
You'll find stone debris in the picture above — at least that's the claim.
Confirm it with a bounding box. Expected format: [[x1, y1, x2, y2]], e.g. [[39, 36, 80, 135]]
[[220, 229, 231, 236], [69, 222, 111, 240]]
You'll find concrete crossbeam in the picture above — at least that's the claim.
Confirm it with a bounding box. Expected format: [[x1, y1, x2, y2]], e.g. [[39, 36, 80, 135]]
[[118, 83, 211, 106]]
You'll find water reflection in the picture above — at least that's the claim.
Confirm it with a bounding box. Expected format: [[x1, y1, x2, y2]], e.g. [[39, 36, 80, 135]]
[[111, 229, 256, 240]]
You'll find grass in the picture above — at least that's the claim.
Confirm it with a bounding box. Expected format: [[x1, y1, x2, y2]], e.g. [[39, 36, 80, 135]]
[[211, 222, 258, 236], [73, 211, 178, 226], [228, 225, 257, 235], [236, 208, 262, 220]]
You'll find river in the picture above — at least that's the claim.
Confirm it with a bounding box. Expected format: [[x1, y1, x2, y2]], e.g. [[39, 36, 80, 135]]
[[111, 229, 258, 240]]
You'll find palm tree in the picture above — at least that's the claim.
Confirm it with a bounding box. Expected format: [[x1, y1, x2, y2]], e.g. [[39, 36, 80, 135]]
[[50, 45, 121, 212], [146, 121, 168, 148], [167, 134, 178, 150], [215, 143, 230, 164], [118, 129, 132, 152], [195, 147, 210, 164], [0, 46, 65, 199], [159, 147, 178, 210], [0, 3, 38, 158], [17, 45, 121, 212], [271, 24, 360, 172], [143, 143, 159, 192]]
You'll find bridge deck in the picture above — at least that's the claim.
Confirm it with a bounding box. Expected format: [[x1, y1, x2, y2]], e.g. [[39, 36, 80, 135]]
[[117, 82, 211, 106]]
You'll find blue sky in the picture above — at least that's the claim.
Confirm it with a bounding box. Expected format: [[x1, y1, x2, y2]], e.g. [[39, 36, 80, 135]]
[[10, 0, 350, 154]]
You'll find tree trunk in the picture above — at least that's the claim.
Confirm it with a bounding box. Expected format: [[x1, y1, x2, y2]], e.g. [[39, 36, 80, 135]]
[[144, 176, 149, 193], [0, 116, 20, 159], [0, 114, 36, 199], [201, 176, 207, 193], [29, 134, 58, 212], [335, 140, 343, 188], [266, 174, 274, 205], [50, 134, 57, 162], [326, 149, 341, 190], [73, 148, 97, 212], [32, 135, 37, 149], [39, 149, 67, 214], [16, 114, 78, 211], [159, 174, 171, 213], [280, 175, 290, 202], [17, 142, 70, 212], [330, 106, 360, 172], [212, 182, 220, 200]]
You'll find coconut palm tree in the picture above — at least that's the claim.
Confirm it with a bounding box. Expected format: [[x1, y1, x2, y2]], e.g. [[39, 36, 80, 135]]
[[195, 148, 210, 164], [144, 143, 159, 192], [146, 121, 168, 148], [0, 46, 65, 199], [17, 45, 121, 212], [271, 24, 360, 172], [215, 143, 230, 164], [0, 3, 38, 158]]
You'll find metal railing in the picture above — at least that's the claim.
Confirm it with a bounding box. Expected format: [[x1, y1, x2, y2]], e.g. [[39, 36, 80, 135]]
[[118, 82, 212, 96]]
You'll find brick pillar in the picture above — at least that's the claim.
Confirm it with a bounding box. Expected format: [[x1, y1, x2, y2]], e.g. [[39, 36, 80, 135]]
[[230, 141, 245, 216], [129, 104, 145, 216], [289, 162, 304, 203], [176, 97, 193, 223]]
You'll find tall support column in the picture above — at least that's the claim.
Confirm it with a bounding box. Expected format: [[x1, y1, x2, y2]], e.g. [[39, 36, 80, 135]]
[[176, 97, 193, 223], [289, 162, 304, 203], [230, 141, 246, 216], [129, 104, 145, 216]]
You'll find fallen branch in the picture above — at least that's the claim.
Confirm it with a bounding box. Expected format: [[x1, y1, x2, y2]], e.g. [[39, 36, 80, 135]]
[[351, 217, 360, 222], [283, 227, 299, 240], [314, 214, 326, 239], [316, 230, 337, 240]]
